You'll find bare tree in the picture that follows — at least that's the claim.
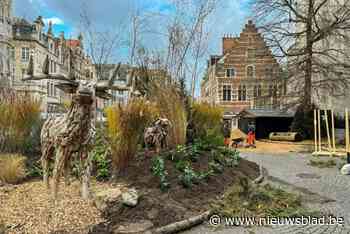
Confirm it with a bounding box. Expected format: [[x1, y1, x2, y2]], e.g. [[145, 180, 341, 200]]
[[80, 4, 126, 80], [125, 0, 218, 99], [252, 0, 350, 110], [165, 0, 218, 89]]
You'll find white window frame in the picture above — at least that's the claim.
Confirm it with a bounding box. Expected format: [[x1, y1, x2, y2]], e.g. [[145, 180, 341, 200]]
[[21, 47, 30, 62], [223, 85, 232, 101]]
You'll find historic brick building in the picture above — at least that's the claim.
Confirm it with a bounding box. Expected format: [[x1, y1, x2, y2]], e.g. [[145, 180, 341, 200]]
[[200, 20, 286, 128]]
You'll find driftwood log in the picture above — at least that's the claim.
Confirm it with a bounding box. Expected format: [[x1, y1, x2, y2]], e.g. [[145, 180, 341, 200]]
[[152, 211, 212, 234]]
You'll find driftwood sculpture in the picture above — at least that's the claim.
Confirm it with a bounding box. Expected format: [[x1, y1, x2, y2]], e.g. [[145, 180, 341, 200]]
[[24, 55, 125, 199], [144, 118, 172, 153]]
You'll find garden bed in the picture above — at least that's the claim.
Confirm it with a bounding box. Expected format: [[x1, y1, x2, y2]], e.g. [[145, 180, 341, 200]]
[[90, 149, 260, 233]]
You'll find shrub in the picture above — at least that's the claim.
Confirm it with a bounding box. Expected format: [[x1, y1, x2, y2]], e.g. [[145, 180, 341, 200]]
[[106, 98, 159, 173], [90, 127, 112, 181], [0, 154, 27, 184], [0, 89, 41, 155], [151, 156, 170, 191], [178, 165, 198, 188], [27, 160, 43, 178], [191, 102, 224, 146], [220, 148, 241, 167]]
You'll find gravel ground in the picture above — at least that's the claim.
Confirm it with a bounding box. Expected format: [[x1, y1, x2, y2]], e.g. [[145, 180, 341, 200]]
[[184, 152, 350, 234]]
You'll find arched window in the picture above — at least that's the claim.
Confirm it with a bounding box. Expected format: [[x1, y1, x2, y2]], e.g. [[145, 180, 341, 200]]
[[246, 65, 254, 78], [238, 85, 246, 101]]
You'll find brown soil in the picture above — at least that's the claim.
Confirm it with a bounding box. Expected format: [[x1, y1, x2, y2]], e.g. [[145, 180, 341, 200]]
[[90, 152, 259, 233], [0, 151, 259, 234]]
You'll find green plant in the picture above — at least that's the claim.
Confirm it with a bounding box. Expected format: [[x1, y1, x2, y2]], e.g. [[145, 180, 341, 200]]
[[151, 156, 170, 191], [0, 154, 27, 184], [91, 128, 111, 181], [197, 169, 214, 181], [93, 149, 111, 181], [27, 160, 43, 178], [220, 148, 241, 167], [192, 139, 211, 151], [209, 161, 224, 174], [178, 165, 199, 188], [175, 159, 191, 172], [187, 144, 202, 162]]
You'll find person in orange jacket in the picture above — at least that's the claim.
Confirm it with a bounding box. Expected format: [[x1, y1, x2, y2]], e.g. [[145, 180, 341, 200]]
[[247, 123, 256, 148]]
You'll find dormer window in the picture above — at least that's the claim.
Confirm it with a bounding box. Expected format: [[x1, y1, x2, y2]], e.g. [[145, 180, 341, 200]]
[[226, 68, 235, 78]]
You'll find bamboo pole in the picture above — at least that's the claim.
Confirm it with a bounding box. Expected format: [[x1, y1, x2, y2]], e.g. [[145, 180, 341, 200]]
[[318, 109, 322, 152], [324, 110, 331, 155], [314, 109, 318, 152], [346, 108, 349, 153], [331, 109, 336, 152]]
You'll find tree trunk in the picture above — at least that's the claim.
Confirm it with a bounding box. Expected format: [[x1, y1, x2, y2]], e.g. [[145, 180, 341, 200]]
[[303, 0, 314, 110]]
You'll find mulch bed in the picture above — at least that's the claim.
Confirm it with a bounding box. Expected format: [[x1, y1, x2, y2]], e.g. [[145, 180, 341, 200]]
[[90, 152, 260, 233]]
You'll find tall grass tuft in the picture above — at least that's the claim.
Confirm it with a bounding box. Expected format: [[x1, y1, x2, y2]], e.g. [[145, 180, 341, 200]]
[[150, 84, 187, 147], [0, 89, 41, 155], [0, 154, 27, 184], [191, 102, 224, 146], [106, 98, 159, 173]]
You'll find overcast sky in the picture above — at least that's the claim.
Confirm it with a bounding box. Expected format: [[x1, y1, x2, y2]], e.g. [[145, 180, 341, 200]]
[[14, 0, 252, 95]]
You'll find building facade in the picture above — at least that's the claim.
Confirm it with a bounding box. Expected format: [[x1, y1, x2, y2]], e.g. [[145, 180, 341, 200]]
[[0, 0, 13, 86], [11, 16, 95, 116], [200, 20, 286, 128]]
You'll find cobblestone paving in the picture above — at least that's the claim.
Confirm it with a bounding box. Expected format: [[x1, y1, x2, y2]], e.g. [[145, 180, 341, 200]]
[[184, 152, 350, 234]]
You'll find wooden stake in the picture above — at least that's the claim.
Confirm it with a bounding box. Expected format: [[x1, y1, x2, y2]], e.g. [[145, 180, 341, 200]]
[[318, 109, 322, 152], [331, 109, 336, 152], [346, 108, 349, 153], [314, 109, 318, 152], [324, 110, 331, 155]]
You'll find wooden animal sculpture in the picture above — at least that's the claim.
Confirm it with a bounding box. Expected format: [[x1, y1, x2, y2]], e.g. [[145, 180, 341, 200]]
[[144, 118, 172, 153], [24, 55, 125, 199]]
